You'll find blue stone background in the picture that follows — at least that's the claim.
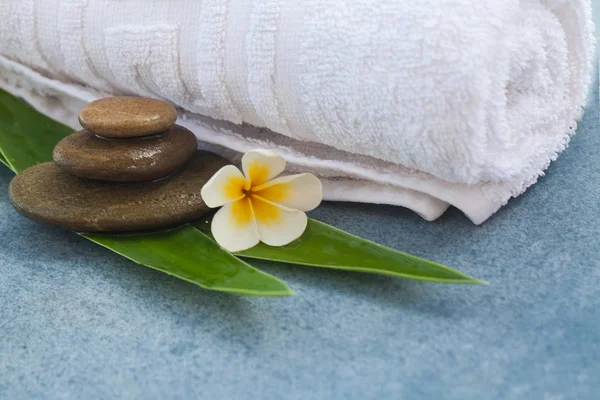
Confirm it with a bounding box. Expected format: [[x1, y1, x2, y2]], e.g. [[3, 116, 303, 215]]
[[0, 6, 599, 399]]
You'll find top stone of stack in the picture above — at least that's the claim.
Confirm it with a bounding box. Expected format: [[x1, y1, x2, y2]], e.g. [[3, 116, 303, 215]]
[[78, 97, 178, 138]]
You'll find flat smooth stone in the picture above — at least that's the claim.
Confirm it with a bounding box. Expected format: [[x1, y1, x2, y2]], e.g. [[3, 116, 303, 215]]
[[53, 125, 198, 182], [78, 97, 178, 138], [9, 152, 228, 232]]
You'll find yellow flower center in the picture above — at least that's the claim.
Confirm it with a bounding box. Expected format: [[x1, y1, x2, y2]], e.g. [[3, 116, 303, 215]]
[[223, 176, 291, 228], [221, 162, 295, 229]]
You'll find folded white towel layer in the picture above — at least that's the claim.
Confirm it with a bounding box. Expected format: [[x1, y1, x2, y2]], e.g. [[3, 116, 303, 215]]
[[0, 0, 594, 223]]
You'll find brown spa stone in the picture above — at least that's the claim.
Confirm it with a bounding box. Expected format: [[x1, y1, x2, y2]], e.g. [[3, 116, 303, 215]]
[[9, 151, 229, 232], [78, 97, 178, 138], [53, 125, 198, 182]]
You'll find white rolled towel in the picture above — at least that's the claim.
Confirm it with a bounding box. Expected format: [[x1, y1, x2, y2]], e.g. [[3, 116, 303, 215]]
[[0, 0, 594, 223]]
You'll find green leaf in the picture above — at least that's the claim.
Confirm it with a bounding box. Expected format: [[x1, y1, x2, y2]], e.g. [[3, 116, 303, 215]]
[[0, 90, 73, 172], [0, 89, 293, 296], [197, 219, 485, 284], [0, 152, 8, 168], [84, 226, 294, 296]]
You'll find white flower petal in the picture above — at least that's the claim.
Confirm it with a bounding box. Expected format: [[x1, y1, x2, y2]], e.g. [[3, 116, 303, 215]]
[[252, 173, 322, 211], [211, 197, 260, 252], [242, 149, 286, 186], [201, 165, 248, 208], [250, 195, 308, 247]]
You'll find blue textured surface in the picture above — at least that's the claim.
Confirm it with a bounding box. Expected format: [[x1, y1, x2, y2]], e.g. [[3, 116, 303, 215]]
[[1, 48, 599, 400]]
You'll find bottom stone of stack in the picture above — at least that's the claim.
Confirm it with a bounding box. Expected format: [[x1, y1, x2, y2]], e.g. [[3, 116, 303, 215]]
[[9, 151, 228, 232]]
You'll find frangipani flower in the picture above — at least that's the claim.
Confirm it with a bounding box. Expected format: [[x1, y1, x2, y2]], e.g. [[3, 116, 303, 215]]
[[201, 149, 323, 252]]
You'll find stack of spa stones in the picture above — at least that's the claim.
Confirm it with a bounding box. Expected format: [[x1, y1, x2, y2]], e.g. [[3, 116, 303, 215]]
[[9, 97, 229, 232]]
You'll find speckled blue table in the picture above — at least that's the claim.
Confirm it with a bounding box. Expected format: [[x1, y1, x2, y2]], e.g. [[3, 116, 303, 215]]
[[1, 42, 599, 400]]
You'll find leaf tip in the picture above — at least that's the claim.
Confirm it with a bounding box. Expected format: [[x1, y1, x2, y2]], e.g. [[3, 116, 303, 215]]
[[263, 284, 296, 297], [457, 276, 488, 285], [274, 284, 296, 297]]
